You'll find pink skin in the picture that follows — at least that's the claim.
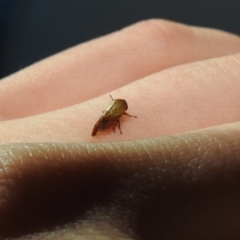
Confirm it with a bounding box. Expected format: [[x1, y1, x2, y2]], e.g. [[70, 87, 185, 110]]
[[1, 20, 240, 239], [0, 20, 240, 143]]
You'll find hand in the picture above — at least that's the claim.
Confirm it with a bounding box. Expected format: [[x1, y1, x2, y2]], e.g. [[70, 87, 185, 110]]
[[1, 19, 240, 239]]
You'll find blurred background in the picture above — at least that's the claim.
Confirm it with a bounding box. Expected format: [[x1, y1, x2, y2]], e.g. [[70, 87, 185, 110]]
[[0, 0, 240, 79]]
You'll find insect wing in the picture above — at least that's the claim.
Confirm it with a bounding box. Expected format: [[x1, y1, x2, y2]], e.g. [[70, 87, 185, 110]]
[[92, 115, 116, 136], [104, 99, 128, 117], [92, 119, 101, 136]]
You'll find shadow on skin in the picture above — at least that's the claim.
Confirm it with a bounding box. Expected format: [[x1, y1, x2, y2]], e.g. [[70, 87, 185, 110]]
[[1, 126, 240, 239]]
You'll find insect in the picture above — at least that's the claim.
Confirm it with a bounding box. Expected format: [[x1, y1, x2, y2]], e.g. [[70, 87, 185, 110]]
[[92, 95, 137, 136]]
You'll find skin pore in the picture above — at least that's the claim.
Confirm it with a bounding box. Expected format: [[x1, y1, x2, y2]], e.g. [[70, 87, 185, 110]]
[[1, 19, 240, 239]]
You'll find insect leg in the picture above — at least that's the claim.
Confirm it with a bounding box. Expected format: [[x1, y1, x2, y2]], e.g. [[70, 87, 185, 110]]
[[117, 120, 122, 134], [113, 120, 118, 133], [110, 95, 114, 101], [112, 120, 122, 134], [124, 112, 137, 118]]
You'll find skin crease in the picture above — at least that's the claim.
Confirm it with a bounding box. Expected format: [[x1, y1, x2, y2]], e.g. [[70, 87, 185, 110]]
[[1, 19, 240, 239]]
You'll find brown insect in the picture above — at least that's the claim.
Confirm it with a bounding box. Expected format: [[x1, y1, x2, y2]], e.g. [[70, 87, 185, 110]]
[[92, 95, 137, 136]]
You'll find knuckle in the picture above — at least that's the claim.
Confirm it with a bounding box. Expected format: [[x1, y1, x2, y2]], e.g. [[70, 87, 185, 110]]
[[123, 19, 194, 46]]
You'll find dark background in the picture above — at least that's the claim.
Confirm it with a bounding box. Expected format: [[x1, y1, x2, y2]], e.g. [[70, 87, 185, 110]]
[[0, 0, 240, 79]]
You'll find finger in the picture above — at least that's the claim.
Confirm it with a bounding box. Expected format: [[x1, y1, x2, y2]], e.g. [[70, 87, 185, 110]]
[[1, 53, 240, 143], [1, 19, 240, 119], [1, 122, 240, 239]]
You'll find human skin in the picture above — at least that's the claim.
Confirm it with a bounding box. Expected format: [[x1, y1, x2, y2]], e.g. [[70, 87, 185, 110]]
[[1, 19, 240, 239]]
